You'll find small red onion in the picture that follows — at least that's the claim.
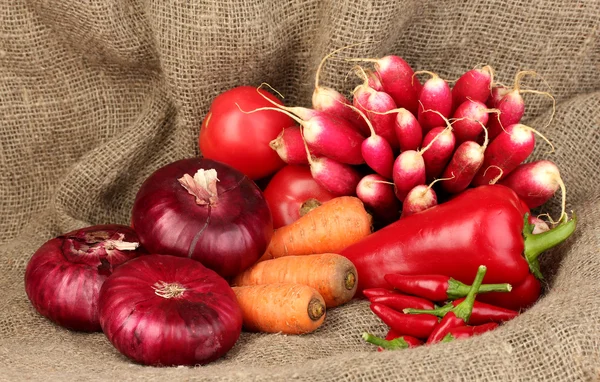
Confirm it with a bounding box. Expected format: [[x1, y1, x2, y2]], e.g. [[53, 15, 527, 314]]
[[24, 224, 142, 331], [99, 254, 243, 366], [131, 158, 273, 278]]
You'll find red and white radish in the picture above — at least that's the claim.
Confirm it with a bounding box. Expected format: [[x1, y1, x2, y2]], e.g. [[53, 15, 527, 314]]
[[441, 122, 489, 194], [487, 85, 510, 109], [530, 216, 550, 234], [415, 71, 453, 132], [269, 126, 310, 165], [365, 68, 384, 91], [486, 71, 556, 140], [451, 99, 498, 144], [500, 159, 566, 220], [451, 65, 494, 108], [312, 46, 368, 132], [352, 66, 399, 149], [421, 126, 456, 181], [401, 177, 449, 218], [344, 102, 394, 179], [356, 174, 400, 225], [393, 108, 423, 152], [349, 55, 422, 115], [471, 123, 550, 186]]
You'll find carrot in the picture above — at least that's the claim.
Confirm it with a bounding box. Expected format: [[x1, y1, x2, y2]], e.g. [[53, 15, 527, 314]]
[[260, 196, 372, 261], [232, 284, 326, 335], [232, 253, 358, 308]]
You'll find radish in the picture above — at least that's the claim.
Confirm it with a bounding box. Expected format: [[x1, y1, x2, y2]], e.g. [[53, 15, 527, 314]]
[[487, 85, 510, 108], [269, 126, 310, 165], [451, 65, 494, 109], [471, 123, 554, 186], [451, 99, 499, 144], [312, 46, 368, 133], [441, 121, 489, 194], [487, 71, 556, 140], [499, 160, 566, 220], [391, 126, 448, 201], [415, 71, 453, 133], [348, 55, 422, 115], [401, 177, 449, 218], [393, 108, 423, 152], [356, 174, 400, 225], [421, 126, 456, 181], [344, 103, 394, 179], [246, 86, 366, 165], [530, 216, 550, 234], [352, 66, 399, 150], [365, 68, 384, 92]]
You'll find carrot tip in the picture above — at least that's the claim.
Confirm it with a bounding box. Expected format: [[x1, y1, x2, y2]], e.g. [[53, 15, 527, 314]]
[[308, 298, 326, 321]]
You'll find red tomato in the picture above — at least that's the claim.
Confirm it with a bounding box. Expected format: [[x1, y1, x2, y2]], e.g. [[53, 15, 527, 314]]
[[198, 86, 292, 180], [263, 165, 336, 228]]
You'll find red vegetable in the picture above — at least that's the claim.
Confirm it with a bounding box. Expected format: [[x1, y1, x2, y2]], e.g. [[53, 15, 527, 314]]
[[99, 254, 242, 366], [500, 159, 565, 209], [356, 174, 400, 225], [416, 71, 453, 132], [368, 293, 435, 311], [384, 272, 511, 302], [421, 125, 456, 182], [450, 100, 495, 144], [198, 86, 290, 179], [340, 185, 577, 308], [370, 303, 438, 339], [269, 126, 310, 166], [263, 165, 335, 229], [131, 157, 273, 278], [441, 322, 499, 342], [24, 225, 142, 332], [393, 108, 423, 152], [425, 265, 485, 344], [451, 66, 494, 108], [478, 273, 542, 311], [405, 298, 519, 325]]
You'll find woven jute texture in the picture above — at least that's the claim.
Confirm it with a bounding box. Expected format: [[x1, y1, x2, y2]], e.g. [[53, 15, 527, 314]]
[[1, 0, 599, 380]]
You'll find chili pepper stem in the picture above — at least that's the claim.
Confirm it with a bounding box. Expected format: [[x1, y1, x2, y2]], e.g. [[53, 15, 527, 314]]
[[441, 333, 455, 343], [452, 265, 486, 322], [362, 332, 409, 350], [447, 278, 512, 300], [523, 212, 577, 279], [404, 303, 453, 317]]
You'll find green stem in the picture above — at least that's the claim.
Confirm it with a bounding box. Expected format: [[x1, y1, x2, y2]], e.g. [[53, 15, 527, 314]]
[[523, 212, 577, 280], [403, 303, 453, 317], [452, 265, 486, 323], [447, 278, 512, 300], [441, 333, 455, 343], [362, 333, 409, 350]]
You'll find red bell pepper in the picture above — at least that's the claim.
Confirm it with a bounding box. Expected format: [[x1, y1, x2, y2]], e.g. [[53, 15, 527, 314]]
[[383, 273, 512, 301], [405, 297, 519, 325], [340, 185, 577, 310], [441, 322, 499, 342], [368, 293, 436, 311], [370, 303, 439, 339], [426, 265, 486, 344]]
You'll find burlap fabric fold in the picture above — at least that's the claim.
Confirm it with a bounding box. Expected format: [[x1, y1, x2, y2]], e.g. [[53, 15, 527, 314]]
[[1, 0, 599, 380]]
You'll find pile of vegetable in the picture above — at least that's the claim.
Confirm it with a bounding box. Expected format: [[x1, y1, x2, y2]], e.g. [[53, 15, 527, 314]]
[[23, 46, 577, 367]]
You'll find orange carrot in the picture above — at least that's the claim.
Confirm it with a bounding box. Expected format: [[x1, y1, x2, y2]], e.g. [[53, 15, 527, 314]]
[[232, 284, 326, 335], [260, 196, 372, 261], [232, 253, 358, 308]]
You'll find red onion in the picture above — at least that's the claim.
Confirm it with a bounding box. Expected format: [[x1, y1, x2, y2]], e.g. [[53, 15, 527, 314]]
[[99, 254, 243, 366], [24, 224, 142, 331], [131, 158, 273, 278]]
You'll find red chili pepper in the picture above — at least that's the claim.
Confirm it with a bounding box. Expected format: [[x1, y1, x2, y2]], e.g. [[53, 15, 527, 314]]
[[478, 273, 541, 312], [441, 322, 499, 342], [369, 294, 435, 311], [383, 273, 512, 302], [426, 265, 486, 344], [370, 303, 438, 339], [372, 329, 423, 351], [340, 185, 577, 310], [405, 298, 519, 325], [363, 288, 399, 299]]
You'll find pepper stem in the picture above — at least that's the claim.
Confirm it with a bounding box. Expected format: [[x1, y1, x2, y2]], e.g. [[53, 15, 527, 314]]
[[447, 278, 512, 300], [451, 265, 486, 323], [523, 212, 577, 279], [441, 333, 455, 343], [361, 333, 409, 350], [403, 303, 453, 317]]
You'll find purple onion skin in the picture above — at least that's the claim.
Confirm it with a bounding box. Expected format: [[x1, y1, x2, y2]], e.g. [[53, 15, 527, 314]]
[[131, 158, 273, 278], [24, 225, 142, 332], [99, 254, 243, 366]]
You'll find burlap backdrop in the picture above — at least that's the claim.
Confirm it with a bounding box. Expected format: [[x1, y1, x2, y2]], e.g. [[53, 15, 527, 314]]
[[1, 0, 599, 380]]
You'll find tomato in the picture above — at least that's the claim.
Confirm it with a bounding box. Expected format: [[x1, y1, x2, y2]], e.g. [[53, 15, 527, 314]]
[[263, 165, 336, 229], [198, 86, 292, 180]]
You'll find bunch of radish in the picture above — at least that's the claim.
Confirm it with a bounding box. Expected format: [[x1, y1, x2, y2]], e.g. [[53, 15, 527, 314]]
[[264, 48, 565, 227]]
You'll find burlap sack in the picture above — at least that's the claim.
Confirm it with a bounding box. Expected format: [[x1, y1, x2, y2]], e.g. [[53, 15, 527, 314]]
[[1, 0, 599, 380]]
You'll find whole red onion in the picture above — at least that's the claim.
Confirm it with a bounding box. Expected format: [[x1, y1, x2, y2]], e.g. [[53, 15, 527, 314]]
[[99, 254, 243, 366], [24, 225, 142, 331], [131, 157, 273, 278]]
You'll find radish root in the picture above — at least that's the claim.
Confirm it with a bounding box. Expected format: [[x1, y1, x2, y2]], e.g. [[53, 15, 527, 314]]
[[412, 70, 439, 86], [483, 165, 504, 184], [315, 42, 370, 91], [522, 124, 555, 154]]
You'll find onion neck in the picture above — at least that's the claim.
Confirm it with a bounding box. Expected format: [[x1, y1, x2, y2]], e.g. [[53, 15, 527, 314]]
[[178, 168, 220, 206]]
